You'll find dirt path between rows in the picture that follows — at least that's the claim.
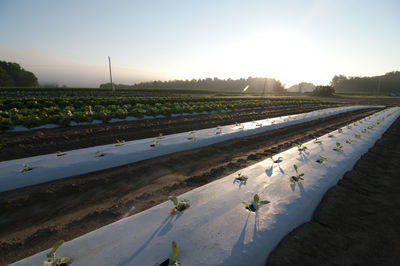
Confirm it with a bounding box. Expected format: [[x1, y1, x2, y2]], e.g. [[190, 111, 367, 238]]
[[267, 116, 400, 266], [0, 105, 337, 161], [0, 108, 379, 264]]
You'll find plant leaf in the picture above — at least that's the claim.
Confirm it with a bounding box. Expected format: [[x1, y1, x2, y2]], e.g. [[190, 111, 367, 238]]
[[254, 194, 259, 205], [242, 202, 250, 209], [259, 200, 270, 206], [168, 196, 178, 206], [293, 164, 298, 172], [52, 240, 64, 254], [299, 173, 304, 177], [172, 241, 178, 260], [60, 257, 70, 264]]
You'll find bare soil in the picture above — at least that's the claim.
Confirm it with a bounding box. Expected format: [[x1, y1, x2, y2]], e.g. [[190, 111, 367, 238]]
[[0, 108, 379, 264], [0, 104, 336, 161], [267, 116, 400, 266]]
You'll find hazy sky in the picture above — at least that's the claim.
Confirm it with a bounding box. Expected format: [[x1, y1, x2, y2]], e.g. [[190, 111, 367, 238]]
[[1, 0, 399, 87]]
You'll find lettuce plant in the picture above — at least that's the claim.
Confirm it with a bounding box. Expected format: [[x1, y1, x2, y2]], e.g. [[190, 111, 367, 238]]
[[44, 240, 70, 266], [290, 164, 304, 182], [242, 194, 269, 212], [269, 156, 283, 164], [333, 142, 343, 152], [235, 173, 248, 182], [297, 143, 308, 152], [157, 133, 163, 139], [316, 156, 328, 164], [150, 140, 161, 147], [20, 163, 32, 173], [216, 128, 222, 135], [328, 134, 334, 138], [313, 138, 322, 144], [169, 241, 180, 266], [354, 134, 361, 139], [346, 138, 357, 144], [115, 139, 125, 146], [169, 196, 190, 214], [56, 151, 66, 156], [95, 151, 104, 157], [338, 128, 343, 133]]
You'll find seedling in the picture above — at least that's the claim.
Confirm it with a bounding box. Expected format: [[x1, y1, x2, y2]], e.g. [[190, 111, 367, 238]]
[[115, 139, 125, 146], [216, 128, 222, 135], [242, 194, 269, 212], [361, 128, 369, 134], [44, 240, 70, 266], [347, 124, 352, 129], [157, 133, 163, 139], [169, 196, 190, 214], [256, 122, 263, 127], [269, 156, 283, 163], [346, 138, 357, 144], [338, 128, 343, 133], [235, 173, 248, 182], [297, 143, 308, 152], [95, 151, 104, 157], [56, 151, 66, 156], [333, 142, 343, 152], [167, 241, 180, 266], [20, 163, 32, 173], [354, 134, 361, 139], [150, 140, 161, 147], [290, 164, 304, 182], [328, 134, 334, 138], [316, 156, 328, 164], [313, 138, 322, 144]]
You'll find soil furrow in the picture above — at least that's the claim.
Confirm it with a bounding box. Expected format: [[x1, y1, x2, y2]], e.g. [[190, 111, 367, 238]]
[[0, 107, 379, 264]]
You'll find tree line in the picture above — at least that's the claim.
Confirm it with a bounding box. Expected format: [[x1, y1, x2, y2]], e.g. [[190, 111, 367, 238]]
[[100, 77, 286, 94], [0, 60, 38, 87]]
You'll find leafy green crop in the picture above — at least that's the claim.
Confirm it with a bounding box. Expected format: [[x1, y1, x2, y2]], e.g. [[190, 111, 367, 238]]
[[169, 196, 190, 214], [242, 194, 270, 212], [44, 240, 70, 266], [20, 163, 32, 173], [333, 142, 343, 152], [290, 164, 304, 182]]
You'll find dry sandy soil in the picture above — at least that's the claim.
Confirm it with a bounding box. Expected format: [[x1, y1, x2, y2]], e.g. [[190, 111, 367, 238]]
[[0, 108, 379, 264], [267, 116, 400, 266]]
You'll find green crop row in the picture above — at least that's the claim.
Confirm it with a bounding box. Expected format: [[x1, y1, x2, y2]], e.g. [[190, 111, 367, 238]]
[[0, 96, 327, 131]]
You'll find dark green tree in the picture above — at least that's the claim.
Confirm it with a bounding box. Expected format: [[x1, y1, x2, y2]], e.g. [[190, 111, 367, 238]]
[[0, 60, 39, 87]]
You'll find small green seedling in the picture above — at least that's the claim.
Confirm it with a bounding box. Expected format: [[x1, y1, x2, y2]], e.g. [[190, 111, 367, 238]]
[[44, 240, 70, 266], [169, 196, 190, 215], [242, 194, 270, 212], [56, 151, 66, 156], [115, 139, 125, 146], [169, 241, 180, 266], [157, 133, 163, 139], [20, 163, 32, 173], [150, 140, 161, 147], [346, 138, 357, 144], [256, 122, 263, 127], [297, 143, 308, 152], [290, 164, 304, 182], [333, 142, 343, 152], [270, 156, 283, 163], [361, 128, 369, 133], [328, 134, 334, 138], [235, 173, 248, 182], [314, 138, 322, 144], [347, 124, 352, 129], [216, 128, 222, 135], [354, 134, 361, 139], [338, 128, 343, 133], [316, 156, 328, 164], [95, 151, 104, 157]]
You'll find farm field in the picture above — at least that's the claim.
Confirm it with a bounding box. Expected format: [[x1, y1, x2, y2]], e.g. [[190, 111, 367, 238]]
[[8, 107, 399, 265], [267, 113, 400, 266], [0, 106, 383, 263]]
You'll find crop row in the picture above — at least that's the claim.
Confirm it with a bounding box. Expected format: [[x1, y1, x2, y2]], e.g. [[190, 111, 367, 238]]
[[0, 97, 327, 130]]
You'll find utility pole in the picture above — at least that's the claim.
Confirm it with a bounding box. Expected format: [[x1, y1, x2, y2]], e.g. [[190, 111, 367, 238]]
[[108, 56, 114, 93]]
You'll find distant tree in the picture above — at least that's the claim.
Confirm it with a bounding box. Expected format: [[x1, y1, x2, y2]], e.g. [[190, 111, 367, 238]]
[[312, 85, 335, 97], [0, 60, 38, 87]]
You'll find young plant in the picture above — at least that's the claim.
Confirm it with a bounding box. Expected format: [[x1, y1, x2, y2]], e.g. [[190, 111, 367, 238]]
[[95, 151, 104, 157], [333, 142, 343, 152], [20, 163, 32, 173], [235, 173, 248, 182], [361, 128, 369, 134], [157, 133, 163, 139], [290, 164, 304, 182], [115, 139, 125, 146], [316, 156, 328, 164], [338, 128, 343, 133], [354, 134, 361, 139], [216, 128, 222, 135], [169, 196, 190, 214], [150, 140, 161, 147], [256, 122, 263, 127], [270, 156, 283, 163], [297, 143, 308, 152], [346, 138, 357, 144], [44, 240, 70, 266], [347, 124, 353, 129], [313, 138, 322, 144], [328, 134, 334, 138], [56, 151, 66, 156], [242, 194, 269, 212]]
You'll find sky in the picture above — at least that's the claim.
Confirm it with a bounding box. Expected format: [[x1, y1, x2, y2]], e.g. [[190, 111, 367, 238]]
[[0, 0, 399, 88]]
